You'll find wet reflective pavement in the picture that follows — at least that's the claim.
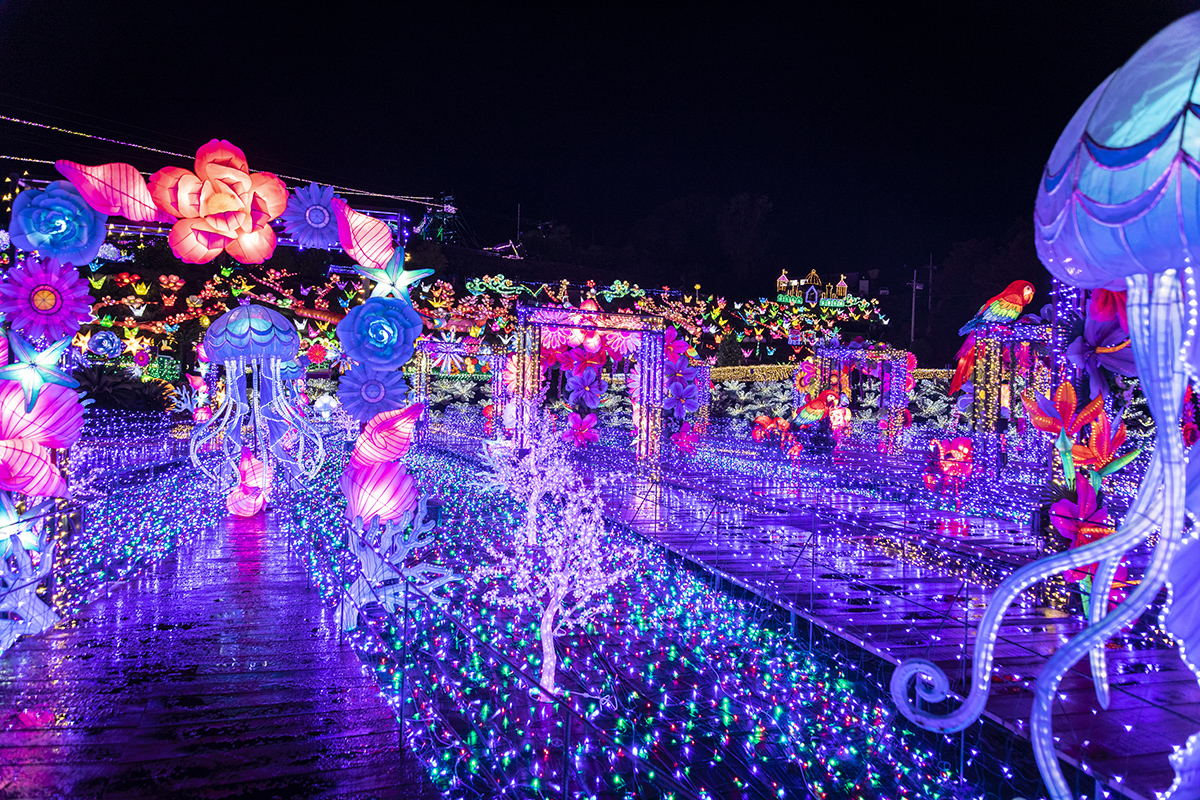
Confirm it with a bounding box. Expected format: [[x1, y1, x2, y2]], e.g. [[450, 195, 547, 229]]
[[0, 513, 433, 799], [589, 459, 1190, 800]]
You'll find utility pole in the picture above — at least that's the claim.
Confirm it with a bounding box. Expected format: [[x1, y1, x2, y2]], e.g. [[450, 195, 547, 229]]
[[908, 268, 924, 343], [927, 253, 936, 314], [516, 203, 521, 242]]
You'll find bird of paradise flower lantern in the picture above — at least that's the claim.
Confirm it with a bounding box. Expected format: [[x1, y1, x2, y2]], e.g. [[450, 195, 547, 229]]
[[190, 304, 324, 502], [891, 12, 1200, 798]]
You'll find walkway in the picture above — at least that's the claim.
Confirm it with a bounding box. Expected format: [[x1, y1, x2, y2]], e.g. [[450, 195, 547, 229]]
[[591, 457, 1193, 800], [0, 513, 433, 799]]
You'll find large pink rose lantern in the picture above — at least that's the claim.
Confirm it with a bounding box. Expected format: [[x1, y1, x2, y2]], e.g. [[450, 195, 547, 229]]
[[149, 140, 288, 264], [55, 141, 288, 266]]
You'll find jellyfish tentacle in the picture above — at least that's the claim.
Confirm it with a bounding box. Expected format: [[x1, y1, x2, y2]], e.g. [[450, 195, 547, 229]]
[[1031, 271, 1188, 799], [1088, 556, 1120, 708], [1085, 450, 1164, 708], [889, 491, 1163, 731]]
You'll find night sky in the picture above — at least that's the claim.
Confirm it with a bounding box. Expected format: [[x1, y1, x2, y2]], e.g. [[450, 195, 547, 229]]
[[2, 0, 1199, 300]]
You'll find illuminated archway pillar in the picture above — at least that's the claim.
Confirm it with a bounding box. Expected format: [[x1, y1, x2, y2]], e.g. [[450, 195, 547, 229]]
[[634, 330, 664, 461], [513, 317, 542, 450]]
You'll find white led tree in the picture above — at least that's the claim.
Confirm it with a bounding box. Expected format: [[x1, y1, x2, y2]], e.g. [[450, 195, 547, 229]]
[[472, 416, 640, 699], [477, 416, 578, 546]]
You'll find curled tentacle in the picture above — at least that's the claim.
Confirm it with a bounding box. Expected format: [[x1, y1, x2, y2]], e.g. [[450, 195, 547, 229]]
[[890, 495, 1161, 731], [1031, 271, 1188, 799]]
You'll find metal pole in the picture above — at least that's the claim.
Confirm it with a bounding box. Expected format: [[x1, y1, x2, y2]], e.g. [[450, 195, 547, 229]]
[[910, 268, 918, 343], [927, 254, 935, 315]]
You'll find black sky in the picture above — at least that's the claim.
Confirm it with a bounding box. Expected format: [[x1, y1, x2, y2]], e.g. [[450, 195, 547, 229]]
[[2, 0, 1199, 294]]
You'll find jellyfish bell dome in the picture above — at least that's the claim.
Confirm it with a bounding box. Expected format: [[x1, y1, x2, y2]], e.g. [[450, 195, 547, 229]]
[[202, 304, 300, 362], [1036, 10, 1200, 288]]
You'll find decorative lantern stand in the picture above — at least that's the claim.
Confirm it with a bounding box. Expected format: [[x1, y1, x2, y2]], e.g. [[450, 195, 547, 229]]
[[966, 321, 1053, 477], [514, 305, 667, 461], [811, 343, 911, 453]]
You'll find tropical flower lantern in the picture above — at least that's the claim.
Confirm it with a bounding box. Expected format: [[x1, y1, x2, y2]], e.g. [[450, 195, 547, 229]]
[[190, 304, 324, 501]]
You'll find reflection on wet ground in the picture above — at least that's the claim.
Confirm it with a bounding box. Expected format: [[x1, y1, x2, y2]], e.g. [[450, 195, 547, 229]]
[[0, 513, 433, 799], [590, 457, 1189, 800]]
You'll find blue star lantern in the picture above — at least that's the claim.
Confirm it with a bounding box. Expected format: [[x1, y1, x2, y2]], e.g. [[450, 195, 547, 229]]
[[354, 249, 434, 300], [0, 332, 79, 412]]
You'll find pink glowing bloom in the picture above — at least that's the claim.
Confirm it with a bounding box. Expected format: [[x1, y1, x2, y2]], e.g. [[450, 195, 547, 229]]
[[567, 346, 606, 376], [562, 412, 599, 447], [0, 258, 92, 342], [133, 350, 151, 368], [0, 439, 66, 498], [341, 460, 418, 525], [541, 326, 572, 351], [307, 342, 327, 363], [663, 326, 690, 361], [568, 326, 604, 354], [1051, 474, 1117, 582], [186, 373, 207, 395], [627, 363, 643, 403], [502, 355, 521, 395], [193, 406, 213, 423], [351, 404, 421, 467], [1088, 288, 1129, 334], [149, 140, 289, 264], [0, 382, 84, 449], [159, 274, 186, 291], [606, 329, 642, 357], [670, 421, 699, 455]]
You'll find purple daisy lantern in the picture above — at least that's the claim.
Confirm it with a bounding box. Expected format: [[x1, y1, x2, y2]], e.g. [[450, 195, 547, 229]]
[[0, 257, 92, 342]]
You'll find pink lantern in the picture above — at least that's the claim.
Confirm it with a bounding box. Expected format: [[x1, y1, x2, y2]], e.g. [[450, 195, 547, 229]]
[[332, 198, 394, 271], [226, 486, 265, 517], [351, 404, 421, 467], [0, 439, 66, 498], [225, 447, 271, 517], [0, 382, 84, 449], [341, 460, 418, 525], [54, 160, 173, 223]]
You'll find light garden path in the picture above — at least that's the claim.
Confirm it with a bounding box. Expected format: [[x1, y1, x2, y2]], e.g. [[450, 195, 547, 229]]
[[0, 512, 433, 800], [586, 455, 1197, 800]]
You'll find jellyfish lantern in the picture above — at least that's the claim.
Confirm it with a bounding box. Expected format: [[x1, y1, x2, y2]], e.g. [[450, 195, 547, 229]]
[[190, 304, 324, 499], [890, 12, 1200, 798]]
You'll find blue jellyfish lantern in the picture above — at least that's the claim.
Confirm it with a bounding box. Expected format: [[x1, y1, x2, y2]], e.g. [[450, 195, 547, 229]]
[[891, 12, 1200, 798], [190, 304, 325, 492]]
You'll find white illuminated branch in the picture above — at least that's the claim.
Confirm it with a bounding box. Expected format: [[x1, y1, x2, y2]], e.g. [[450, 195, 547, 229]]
[[472, 415, 640, 699]]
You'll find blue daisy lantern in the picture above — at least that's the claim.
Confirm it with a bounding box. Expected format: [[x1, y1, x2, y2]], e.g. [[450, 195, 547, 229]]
[[190, 304, 325, 491], [280, 182, 340, 249]]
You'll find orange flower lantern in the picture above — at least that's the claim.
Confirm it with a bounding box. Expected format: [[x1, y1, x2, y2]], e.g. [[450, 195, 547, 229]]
[[150, 140, 288, 264]]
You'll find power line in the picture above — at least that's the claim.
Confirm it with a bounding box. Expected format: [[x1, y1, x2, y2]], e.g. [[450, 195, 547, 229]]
[[0, 115, 442, 207]]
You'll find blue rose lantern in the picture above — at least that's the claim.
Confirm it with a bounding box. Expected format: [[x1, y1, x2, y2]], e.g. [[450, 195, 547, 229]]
[[10, 181, 108, 265], [336, 296, 423, 370]]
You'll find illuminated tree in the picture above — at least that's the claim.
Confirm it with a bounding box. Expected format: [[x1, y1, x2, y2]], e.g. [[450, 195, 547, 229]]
[[476, 415, 577, 546], [471, 417, 640, 699]]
